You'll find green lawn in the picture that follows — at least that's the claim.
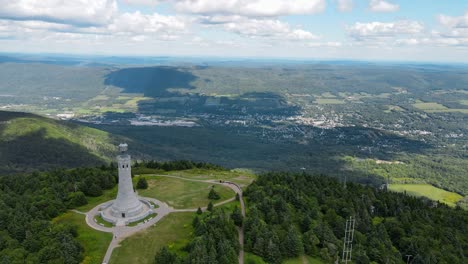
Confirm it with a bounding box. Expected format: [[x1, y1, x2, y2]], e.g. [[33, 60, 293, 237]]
[[136, 168, 256, 188], [388, 184, 463, 207], [128, 213, 157, 227], [413, 102, 468, 114], [77, 186, 118, 212], [54, 211, 112, 264], [245, 253, 267, 264], [95, 215, 114, 227], [110, 212, 194, 264], [283, 256, 324, 264], [136, 176, 235, 209]]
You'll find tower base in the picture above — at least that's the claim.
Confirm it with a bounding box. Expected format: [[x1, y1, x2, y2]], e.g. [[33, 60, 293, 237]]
[[99, 198, 154, 226]]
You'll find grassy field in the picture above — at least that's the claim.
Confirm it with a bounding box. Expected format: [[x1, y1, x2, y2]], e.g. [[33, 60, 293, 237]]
[[388, 184, 463, 207], [413, 102, 448, 111], [136, 176, 235, 209], [110, 212, 194, 264], [150, 168, 257, 187], [54, 211, 112, 264], [128, 213, 158, 227], [77, 186, 117, 212], [413, 102, 468, 113], [245, 253, 267, 264], [283, 256, 324, 264]]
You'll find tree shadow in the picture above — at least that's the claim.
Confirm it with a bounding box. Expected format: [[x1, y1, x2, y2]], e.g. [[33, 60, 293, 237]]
[[0, 112, 106, 174], [104, 66, 197, 96], [104, 66, 301, 117]]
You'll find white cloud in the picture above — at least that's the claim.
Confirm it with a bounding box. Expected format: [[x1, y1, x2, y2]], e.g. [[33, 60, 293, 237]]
[[0, 0, 118, 27], [223, 18, 318, 41], [308, 41, 342, 47], [336, 0, 353, 13], [108, 11, 186, 36], [174, 0, 326, 17], [121, 0, 160, 6], [438, 12, 468, 29], [369, 0, 399, 13], [0, 10, 187, 43], [348, 20, 423, 41], [395, 38, 420, 46], [431, 12, 468, 47]]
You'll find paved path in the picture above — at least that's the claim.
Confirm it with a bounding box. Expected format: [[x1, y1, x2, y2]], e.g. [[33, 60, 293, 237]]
[[226, 182, 246, 264], [85, 198, 171, 263], [82, 174, 246, 264]]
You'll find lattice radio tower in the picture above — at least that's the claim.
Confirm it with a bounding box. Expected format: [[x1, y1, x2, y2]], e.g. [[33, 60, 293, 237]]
[[342, 216, 356, 263]]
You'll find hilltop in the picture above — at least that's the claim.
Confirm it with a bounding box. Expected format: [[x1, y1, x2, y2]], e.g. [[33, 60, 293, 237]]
[[0, 111, 122, 174]]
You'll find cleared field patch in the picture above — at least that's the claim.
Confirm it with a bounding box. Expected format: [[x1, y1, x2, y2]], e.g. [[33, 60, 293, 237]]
[[321, 92, 336, 98], [110, 212, 194, 264], [137, 176, 235, 209], [284, 256, 325, 264], [388, 184, 463, 207], [153, 168, 256, 187], [413, 102, 468, 114], [54, 212, 112, 264], [413, 102, 448, 111], [384, 105, 405, 113], [315, 98, 345, 104], [245, 253, 267, 264]]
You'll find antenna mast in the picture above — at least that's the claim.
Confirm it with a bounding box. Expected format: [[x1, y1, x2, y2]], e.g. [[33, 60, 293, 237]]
[[342, 216, 356, 263]]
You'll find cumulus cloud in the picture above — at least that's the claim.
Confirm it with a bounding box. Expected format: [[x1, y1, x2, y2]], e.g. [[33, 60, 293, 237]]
[[174, 0, 326, 17], [0, 0, 118, 27], [369, 0, 399, 13], [221, 18, 318, 41], [336, 0, 353, 13], [348, 20, 423, 41], [121, 0, 160, 6], [432, 12, 468, 46], [308, 41, 342, 47], [438, 12, 468, 29], [109, 11, 186, 36]]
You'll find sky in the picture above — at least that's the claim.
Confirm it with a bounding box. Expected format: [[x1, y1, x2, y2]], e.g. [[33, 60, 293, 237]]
[[0, 0, 467, 62]]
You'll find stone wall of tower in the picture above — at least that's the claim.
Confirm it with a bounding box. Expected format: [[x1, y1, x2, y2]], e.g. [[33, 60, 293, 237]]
[[110, 152, 143, 218]]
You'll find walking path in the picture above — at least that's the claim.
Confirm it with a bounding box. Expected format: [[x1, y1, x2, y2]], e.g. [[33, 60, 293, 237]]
[[81, 174, 246, 264]]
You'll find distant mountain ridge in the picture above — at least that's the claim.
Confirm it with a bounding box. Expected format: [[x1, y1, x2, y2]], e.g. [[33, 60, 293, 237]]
[[0, 111, 123, 174]]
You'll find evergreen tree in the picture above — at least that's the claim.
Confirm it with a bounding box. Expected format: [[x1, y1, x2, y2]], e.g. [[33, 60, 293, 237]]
[[196, 207, 203, 215], [208, 187, 221, 200], [282, 226, 303, 258], [155, 246, 178, 264], [231, 206, 243, 227], [207, 202, 214, 212], [136, 177, 148, 189]]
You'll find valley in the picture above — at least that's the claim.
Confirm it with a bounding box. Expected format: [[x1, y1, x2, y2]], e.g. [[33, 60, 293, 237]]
[[0, 55, 467, 264]]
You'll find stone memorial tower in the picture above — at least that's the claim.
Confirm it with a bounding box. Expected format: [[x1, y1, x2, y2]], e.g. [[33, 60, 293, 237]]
[[110, 143, 144, 218], [100, 143, 153, 226]]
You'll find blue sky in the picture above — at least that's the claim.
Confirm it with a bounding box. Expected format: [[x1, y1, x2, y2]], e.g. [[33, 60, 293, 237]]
[[0, 0, 467, 62]]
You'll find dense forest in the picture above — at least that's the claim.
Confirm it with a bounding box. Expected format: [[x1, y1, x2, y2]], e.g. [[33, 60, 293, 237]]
[[0, 161, 467, 263], [133, 160, 226, 173], [0, 166, 117, 263], [243, 173, 467, 263], [0, 160, 226, 263], [154, 207, 240, 264]]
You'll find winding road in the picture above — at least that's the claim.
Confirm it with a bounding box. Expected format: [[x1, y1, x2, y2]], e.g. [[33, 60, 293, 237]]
[[81, 174, 246, 264]]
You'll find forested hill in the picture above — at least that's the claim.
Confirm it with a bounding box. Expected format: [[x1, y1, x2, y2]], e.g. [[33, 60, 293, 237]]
[[244, 173, 467, 263], [0, 111, 122, 174]]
